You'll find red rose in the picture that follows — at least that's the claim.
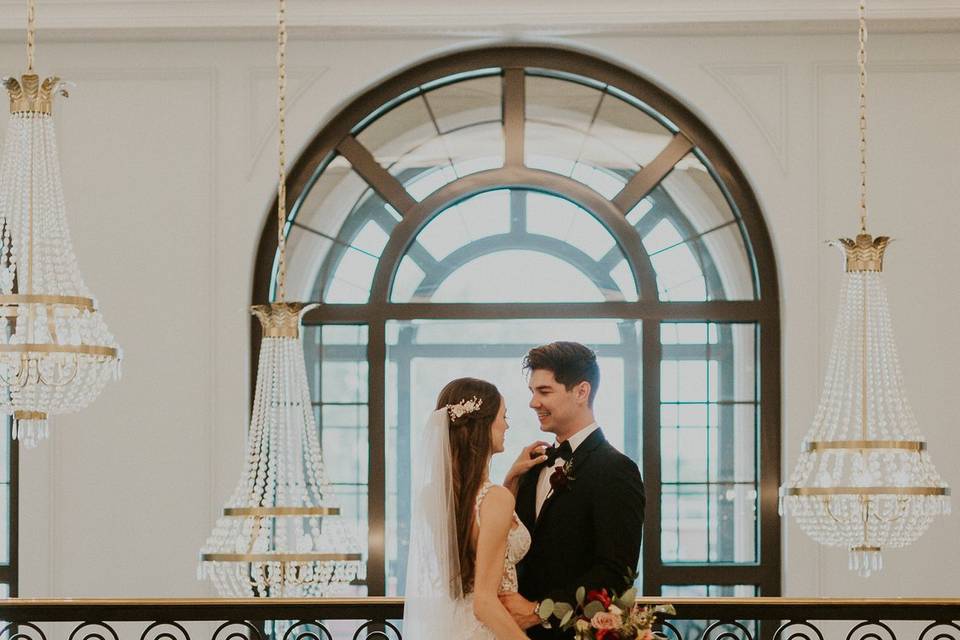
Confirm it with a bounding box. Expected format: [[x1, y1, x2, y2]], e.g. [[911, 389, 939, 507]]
[[595, 628, 617, 640], [549, 467, 569, 490], [586, 588, 612, 609]]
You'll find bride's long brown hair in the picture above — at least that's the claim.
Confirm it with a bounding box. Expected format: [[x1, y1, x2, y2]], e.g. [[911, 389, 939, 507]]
[[435, 377, 501, 594]]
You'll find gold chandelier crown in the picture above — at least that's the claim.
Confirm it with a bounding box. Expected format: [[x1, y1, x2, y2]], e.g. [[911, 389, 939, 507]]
[[251, 302, 312, 338], [835, 233, 890, 273], [3, 73, 66, 115]]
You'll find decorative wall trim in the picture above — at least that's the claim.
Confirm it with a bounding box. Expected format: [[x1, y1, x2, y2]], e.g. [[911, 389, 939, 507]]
[[703, 63, 789, 173], [247, 66, 328, 176], [41, 66, 219, 596]]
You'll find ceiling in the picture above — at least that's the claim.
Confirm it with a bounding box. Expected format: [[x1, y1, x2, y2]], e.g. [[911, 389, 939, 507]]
[[0, 0, 959, 41]]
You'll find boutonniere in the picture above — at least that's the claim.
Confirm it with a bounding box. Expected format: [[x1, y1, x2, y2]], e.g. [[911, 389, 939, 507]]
[[549, 458, 576, 491]]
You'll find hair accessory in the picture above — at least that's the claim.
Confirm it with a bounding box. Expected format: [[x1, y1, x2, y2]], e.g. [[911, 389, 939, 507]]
[[445, 396, 483, 421]]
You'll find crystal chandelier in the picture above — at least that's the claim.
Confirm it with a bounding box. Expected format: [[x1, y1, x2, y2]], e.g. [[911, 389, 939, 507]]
[[199, 0, 362, 596], [781, 1, 950, 577], [0, 0, 121, 448]]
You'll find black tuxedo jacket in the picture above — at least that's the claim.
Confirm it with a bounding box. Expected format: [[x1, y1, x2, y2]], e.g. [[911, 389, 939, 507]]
[[516, 428, 645, 637]]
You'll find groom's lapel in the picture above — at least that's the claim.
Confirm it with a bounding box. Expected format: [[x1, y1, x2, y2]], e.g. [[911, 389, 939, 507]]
[[516, 465, 542, 530], [535, 428, 607, 529]]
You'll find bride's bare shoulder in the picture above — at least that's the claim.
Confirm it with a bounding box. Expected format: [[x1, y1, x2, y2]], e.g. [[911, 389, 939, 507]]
[[478, 484, 515, 515]]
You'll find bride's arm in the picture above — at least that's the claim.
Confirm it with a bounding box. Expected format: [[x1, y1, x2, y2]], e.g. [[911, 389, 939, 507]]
[[472, 486, 529, 640], [503, 441, 548, 496]]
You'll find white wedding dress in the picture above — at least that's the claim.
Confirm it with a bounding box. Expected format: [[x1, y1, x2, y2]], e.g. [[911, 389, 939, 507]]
[[454, 480, 532, 639], [403, 410, 531, 640]]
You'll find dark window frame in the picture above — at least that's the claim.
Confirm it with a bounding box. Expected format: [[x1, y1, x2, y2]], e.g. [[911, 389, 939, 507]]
[[252, 45, 782, 597], [2, 419, 18, 597]]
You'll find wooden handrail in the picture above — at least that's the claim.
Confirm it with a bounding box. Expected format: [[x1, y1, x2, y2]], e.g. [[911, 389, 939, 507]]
[[0, 597, 958, 622]]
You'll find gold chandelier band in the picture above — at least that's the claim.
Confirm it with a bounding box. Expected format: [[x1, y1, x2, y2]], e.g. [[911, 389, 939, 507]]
[[223, 507, 340, 517], [262, 327, 299, 339], [784, 486, 950, 496], [0, 343, 118, 357], [804, 440, 926, 452], [0, 294, 96, 310], [852, 545, 881, 552], [200, 553, 362, 563], [14, 410, 45, 420]]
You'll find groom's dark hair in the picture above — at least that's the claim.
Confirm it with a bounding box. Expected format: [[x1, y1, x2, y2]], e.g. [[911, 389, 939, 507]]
[[524, 341, 600, 406]]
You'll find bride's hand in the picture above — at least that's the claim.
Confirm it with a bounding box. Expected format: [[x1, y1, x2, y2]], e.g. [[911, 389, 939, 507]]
[[503, 440, 549, 495]]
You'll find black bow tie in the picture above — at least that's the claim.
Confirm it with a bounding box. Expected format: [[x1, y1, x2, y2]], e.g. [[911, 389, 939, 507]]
[[544, 441, 573, 466]]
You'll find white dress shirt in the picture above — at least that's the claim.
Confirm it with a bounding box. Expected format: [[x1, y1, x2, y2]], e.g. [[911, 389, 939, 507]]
[[535, 422, 599, 517]]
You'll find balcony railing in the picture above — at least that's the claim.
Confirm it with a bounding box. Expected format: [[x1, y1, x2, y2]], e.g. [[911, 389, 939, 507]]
[[1, 598, 959, 640]]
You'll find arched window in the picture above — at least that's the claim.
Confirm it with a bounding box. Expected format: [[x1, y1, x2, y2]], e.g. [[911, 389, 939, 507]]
[[253, 46, 781, 598]]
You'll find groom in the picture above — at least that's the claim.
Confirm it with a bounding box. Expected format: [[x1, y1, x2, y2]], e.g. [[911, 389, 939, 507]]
[[502, 341, 645, 639]]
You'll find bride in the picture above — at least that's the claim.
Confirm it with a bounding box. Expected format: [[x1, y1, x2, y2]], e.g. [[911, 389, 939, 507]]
[[403, 377, 548, 640]]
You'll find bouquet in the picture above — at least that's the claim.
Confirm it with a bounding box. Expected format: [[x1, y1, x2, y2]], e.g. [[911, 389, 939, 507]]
[[537, 586, 675, 640]]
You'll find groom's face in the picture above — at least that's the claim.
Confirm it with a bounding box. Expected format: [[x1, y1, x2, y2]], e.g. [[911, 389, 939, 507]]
[[527, 368, 581, 436]]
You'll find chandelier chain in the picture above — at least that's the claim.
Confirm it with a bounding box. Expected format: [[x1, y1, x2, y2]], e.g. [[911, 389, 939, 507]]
[[275, 0, 288, 302], [857, 0, 867, 233], [26, 0, 36, 71]]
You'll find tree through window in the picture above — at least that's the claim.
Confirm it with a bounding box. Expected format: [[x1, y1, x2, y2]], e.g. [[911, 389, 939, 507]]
[[253, 46, 782, 599]]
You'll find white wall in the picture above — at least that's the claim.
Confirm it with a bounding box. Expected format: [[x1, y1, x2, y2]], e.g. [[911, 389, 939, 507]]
[[4, 28, 959, 598]]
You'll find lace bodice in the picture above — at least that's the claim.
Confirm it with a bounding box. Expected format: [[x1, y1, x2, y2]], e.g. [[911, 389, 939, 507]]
[[475, 481, 531, 593]]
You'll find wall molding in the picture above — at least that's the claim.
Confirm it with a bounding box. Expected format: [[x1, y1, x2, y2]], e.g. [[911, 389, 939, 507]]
[[247, 66, 328, 176], [703, 63, 789, 173], [40, 66, 219, 596]]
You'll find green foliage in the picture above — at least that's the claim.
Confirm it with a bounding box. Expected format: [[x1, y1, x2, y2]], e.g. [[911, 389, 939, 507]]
[[615, 586, 636, 610], [538, 598, 555, 621], [582, 600, 604, 619]]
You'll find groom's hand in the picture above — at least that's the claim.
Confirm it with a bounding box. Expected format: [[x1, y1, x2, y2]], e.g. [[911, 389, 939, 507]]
[[503, 441, 549, 495], [499, 592, 541, 630]]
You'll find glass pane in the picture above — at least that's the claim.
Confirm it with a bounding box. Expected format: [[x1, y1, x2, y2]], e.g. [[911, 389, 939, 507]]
[[430, 251, 607, 302], [423, 75, 501, 133], [416, 190, 510, 261], [317, 191, 393, 304], [0, 485, 8, 564], [591, 91, 674, 168], [391, 189, 637, 303], [525, 74, 673, 185], [303, 324, 369, 595], [322, 360, 369, 404], [0, 420, 7, 483], [526, 192, 616, 261], [661, 323, 756, 402], [660, 322, 759, 564], [661, 484, 708, 561], [385, 318, 643, 595], [710, 403, 757, 484], [406, 318, 624, 345], [709, 483, 758, 562], [643, 217, 706, 302], [391, 256, 426, 302], [358, 85, 503, 202], [286, 155, 371, 300], [651, 154, 755, 300]]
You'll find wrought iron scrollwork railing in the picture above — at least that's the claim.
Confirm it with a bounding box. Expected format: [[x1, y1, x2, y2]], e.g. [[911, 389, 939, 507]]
[[0, 598, 958, 640]]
